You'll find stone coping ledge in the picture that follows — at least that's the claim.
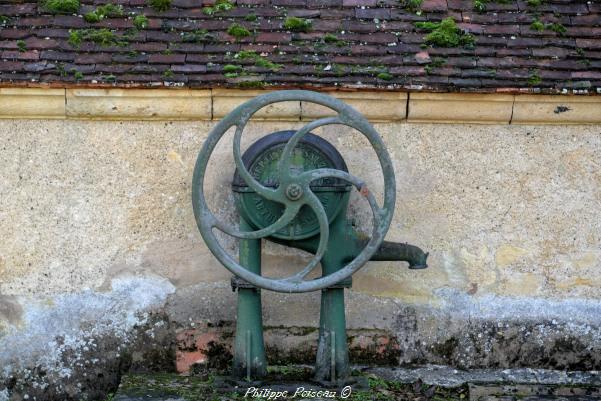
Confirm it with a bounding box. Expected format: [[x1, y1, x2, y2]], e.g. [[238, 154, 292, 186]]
[[0, 88, 600, 124]]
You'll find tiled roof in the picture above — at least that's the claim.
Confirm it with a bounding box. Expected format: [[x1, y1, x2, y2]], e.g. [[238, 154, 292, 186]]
[[1, 0, 600, 93]]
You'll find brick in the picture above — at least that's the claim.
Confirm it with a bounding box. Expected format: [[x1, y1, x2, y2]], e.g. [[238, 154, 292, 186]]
[[571, 71, 601, 79], [421, 0, 447, 12], [15, 18, 48, 27], [0, 3, 37, 16], [0, 60, 25, 71], [343, 0, 376, 6], [36, 28, 71, 39], [1, 50, 40, 60], [171, 64, 207, 73], [24, 61, 55, 72], [40, 50, 75, 61], [0, 29, 30, 39], [21, 37, 57, 50], [132, 42, 168, 52], [148, 54, 186, 64], [307, 0, 342, 7], [272, 0, 306, 5], [355, 8, 391, 20], [256, 32, 292, 43], [482, 25, 519, 35], [576, 39, 601, 49], [75, 53, 112, 64], [506, 38, 543, 48], [532, 47, 570, 58], [52, 16, 88, 28]]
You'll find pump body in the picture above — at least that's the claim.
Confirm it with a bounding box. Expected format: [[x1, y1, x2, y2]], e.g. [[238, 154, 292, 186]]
[[230, 131, 427, 384], [191, 90, 428, 386]]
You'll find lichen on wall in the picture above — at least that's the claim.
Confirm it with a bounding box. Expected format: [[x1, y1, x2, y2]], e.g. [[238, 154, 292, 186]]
[[0, 276, 175, 399]]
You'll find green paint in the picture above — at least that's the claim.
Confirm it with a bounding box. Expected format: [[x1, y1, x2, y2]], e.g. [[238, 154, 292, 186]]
[[191, 90, 428, 383], [232, 218, 267, 379]]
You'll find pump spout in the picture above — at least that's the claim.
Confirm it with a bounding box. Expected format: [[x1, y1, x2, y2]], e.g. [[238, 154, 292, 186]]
[[370, 241, 429, 269]]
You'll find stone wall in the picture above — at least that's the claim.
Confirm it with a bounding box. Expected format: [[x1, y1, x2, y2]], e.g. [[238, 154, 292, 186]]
[[1, 109, 601, 399]]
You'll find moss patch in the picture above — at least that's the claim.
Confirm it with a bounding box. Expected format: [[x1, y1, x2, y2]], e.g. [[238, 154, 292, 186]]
[[133, 14, 149, 30], [530, 19, 544, 31], [235, 50, 282, 71], [416, 17, 475, 48], [149, 0, 171, 12], [203, 0, 234, 16], [227, 23, 251, 39], [528, 70, 542, 85], [42, 0, 80, 14], [283, 17, 312, 32], [402, 0, 423, 13], [323, 33, 347, 47], [181, 29, 212, 43], [69, 28, 127, 48], [84, 4, 123, 23]]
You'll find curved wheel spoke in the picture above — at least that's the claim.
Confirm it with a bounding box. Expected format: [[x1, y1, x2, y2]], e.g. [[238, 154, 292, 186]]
[[277, 117, 343, 180], [284, 191, 330, 282], [233, 124, 283, 202], [213, 203, 302, 239]]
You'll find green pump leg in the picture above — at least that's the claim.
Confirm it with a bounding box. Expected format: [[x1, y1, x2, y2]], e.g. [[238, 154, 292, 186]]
[[314, 215, 351, 384], [232, 218, 267, 380]]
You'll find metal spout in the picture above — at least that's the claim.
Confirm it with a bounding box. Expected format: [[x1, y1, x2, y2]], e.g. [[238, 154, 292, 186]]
[[370, 240, 429, 269]]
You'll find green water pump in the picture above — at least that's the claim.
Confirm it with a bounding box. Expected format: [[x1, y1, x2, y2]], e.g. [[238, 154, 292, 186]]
[[192, 90, 428, 385]]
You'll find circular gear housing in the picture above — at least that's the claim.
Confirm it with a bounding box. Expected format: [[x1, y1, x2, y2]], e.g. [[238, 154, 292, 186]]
[[232, 131, 351, 240]]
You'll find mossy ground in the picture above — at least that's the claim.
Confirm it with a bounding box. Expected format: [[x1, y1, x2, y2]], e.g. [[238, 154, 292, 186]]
[[115, 367, 468, 401]]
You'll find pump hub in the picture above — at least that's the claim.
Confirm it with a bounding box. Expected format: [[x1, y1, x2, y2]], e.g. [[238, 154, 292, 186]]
[[285, 184, 303, 201]]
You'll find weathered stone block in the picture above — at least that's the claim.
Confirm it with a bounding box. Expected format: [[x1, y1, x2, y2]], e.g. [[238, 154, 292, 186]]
[[408, 93, 514, 123], [0, 88, 65, 119], [512, 95, 601, 124], [66, 89, 211, 120]]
